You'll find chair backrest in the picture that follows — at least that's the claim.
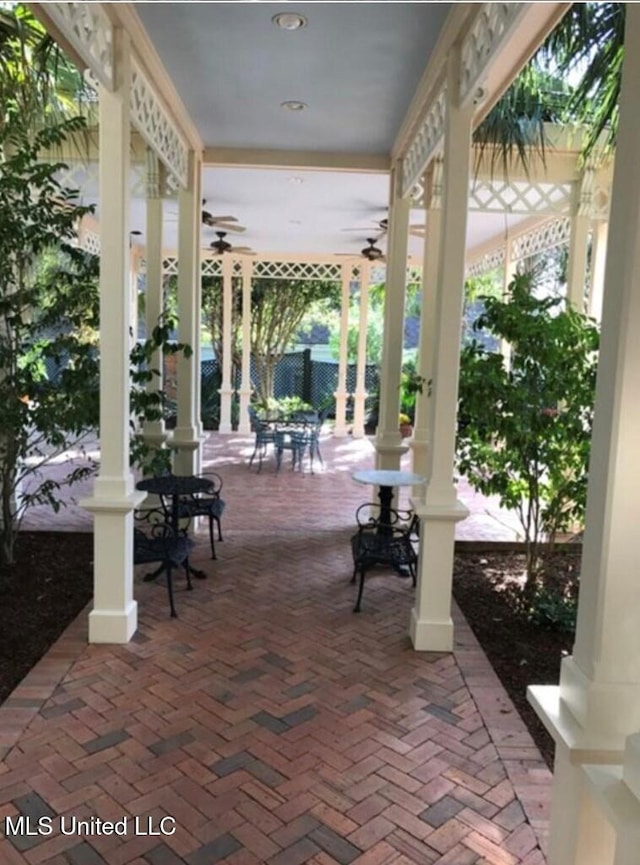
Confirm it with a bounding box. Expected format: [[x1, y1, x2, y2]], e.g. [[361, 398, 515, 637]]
[[200, 470, 223, 495], [354, 503, 413, 534]]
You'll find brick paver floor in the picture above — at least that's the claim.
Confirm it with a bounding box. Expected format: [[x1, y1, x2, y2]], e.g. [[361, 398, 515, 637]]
[[1, 432, 551, 865]]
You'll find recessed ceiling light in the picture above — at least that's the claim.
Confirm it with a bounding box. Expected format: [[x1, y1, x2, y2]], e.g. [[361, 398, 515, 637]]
[[272, 12, 307, 31], [281, 100, 308, 112], [288, 177, 304, 185], [289, 219, 302, 225]]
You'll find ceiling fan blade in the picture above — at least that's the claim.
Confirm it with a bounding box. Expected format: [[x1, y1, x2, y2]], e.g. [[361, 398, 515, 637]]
[[210, 215, 237, 223], [230, 246, 253, 253], [211, 222, 246, 233], [341, 227, 377, 233]]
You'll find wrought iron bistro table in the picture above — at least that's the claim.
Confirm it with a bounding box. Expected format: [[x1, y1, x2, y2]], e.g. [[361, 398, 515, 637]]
[[136, 474, 212, 581], [352, 470, 425, 532]]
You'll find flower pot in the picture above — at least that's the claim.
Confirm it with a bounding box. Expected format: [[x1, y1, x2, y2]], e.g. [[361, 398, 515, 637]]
[[399, 423, 413, 439]]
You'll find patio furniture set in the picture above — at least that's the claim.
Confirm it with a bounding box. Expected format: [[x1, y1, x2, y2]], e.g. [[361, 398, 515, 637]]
[[134, 471, 226, 617], [349, 469, 424, 612], [248, 406, 325, 473]]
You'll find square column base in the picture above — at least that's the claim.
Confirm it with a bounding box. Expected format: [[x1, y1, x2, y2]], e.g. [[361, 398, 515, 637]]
[[409, 608, 454, 651], [89, 602, 138, 644]]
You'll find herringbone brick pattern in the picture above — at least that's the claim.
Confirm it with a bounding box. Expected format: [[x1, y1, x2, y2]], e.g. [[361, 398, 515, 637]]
[[2, 433, 550, 864], [22, 433, 522, 541]]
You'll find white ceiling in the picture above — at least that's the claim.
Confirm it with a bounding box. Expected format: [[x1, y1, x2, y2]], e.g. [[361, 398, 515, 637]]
[[96, 3, 531, 260]]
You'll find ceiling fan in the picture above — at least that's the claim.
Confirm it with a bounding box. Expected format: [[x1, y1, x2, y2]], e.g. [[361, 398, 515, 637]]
[[209, 231, 255, 256], [342, 214, 425, 239], [360, 238, 385, 262], [337, 238, 386, 262], [167, 200, 246, 233]]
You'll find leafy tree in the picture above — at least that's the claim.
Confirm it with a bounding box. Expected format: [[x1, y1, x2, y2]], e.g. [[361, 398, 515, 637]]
[[200, 275, 339, 405], [0, 116, 99, 564], [457, 272, 599, 587], [0, 4, 89, 137]]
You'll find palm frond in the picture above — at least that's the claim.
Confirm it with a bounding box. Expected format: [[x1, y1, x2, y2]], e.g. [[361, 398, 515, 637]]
[[473, 65, 570, 178]]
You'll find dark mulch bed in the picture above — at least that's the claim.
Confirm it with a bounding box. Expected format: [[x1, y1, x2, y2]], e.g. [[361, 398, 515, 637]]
[[453, 547, 579, 768], [0, 533, 575, 772], [0, 532, 93, 705]]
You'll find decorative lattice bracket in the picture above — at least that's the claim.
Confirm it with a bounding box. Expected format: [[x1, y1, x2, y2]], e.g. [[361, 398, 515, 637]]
[[466, 247, 506, 279], [402, 85, 447, 199], [459, 4, 523, 106], [511, 217, 570, 262], [469, 180, 573, 215], [252, 261, 343, 281], [43, 3, 113, 91], [466, 216, 572, 278], [130, 59, 189, 190]]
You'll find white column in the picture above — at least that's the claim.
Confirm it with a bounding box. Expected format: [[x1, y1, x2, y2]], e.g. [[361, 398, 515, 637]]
[[589, 220, 608, 322], [218, 254, 234, 433], [81, 29, 144, 644], [410, 48, 472, 652], [238, 257, 253, 434], [411, 161, 442, 497], [142, 150, 167, 446], [193, 158, 204, 470], [567, 167, 594, 312], [583, 732, 640, 865], [172, 151, 202, 475], [528, 9, 640, 863], [333, 262, 351, 436], [375, 163, 410, 469], [499, 236, 517, 370], [352, 260, 370, 438], [130, 247, 139, 352]]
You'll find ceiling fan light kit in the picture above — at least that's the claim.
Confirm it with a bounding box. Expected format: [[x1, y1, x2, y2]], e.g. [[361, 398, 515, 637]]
[[209, 231, 255, 257]]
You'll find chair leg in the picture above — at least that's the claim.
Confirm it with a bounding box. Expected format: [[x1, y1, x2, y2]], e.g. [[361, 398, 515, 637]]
[[185, 560, 193, 591], [215, 517, 223, 541], [167, 563, 177, 618], [208, 516, 217, 559], [354, 568, 366, 613], [350, 563, 357, 584]]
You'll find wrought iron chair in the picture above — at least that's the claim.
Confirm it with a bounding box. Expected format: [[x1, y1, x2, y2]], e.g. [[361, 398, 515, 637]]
[[133, 507, 194, 618], [275, 413, 326, 473], [248, 406, 276, 472], [170, 471, 226, 560], [274, 425, 308, 471], [350, 504, 417, 613]]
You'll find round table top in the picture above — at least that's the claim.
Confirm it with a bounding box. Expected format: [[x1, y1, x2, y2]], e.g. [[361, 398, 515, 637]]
[[136, 474, 212, 496], [352, 469, 425, 488]]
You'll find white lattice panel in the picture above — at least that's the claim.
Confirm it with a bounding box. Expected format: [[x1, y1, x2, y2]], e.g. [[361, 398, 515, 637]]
[[81, 231, 101, 256], [162, 258, 178, 276], [511, 217, 571, 261], [469, 180, 573, 214], [202, 258, 223, 277], [402, 85, 447, 198], [253, 261, 342, 281], [130, 59, 189, 190], [460, 4, 522, 105], [465, 247, 506, 278], [44, 3, 113, 91]]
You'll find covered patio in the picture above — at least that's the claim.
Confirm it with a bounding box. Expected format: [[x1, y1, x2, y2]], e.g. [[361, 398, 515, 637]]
[[0, 434, 551, 865], [7, 2, 640, 863]]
